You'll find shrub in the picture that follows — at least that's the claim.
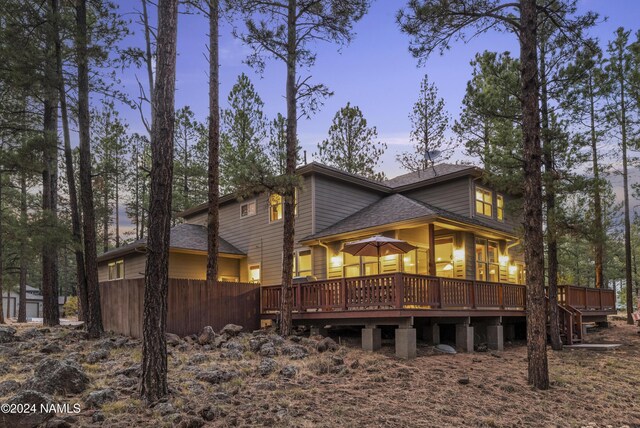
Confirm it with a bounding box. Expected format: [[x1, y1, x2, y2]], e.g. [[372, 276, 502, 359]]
[[63, 296, 79, 318]]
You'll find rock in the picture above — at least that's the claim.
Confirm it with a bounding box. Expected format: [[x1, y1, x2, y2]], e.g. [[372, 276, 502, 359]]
[[198, 326, 217, 345], [331, 355, 344, 366], [316, 337, 338, 353], [95, 339, 116, 350], [490, 352, 502, 359], [113, 337, 129, 348], [268, 334, 285, 347], [25, 358, 90, 395], [255, 381, 277, 390], [21, 328, 43, 340], [0, 326, 17, 344], [258, 343, 277, 357], [249, 336, 269, 353], [85, 388, 117, 408], [154, 402, 175, 416], [435, 344, 457, 354], [213, 335, 228, 348], [220, 324, 243, 336], [188, 354, 208, 365], [0, 345, 18, 357], [475, 343, 489, 353], [44, 417, 72, 428], [86, 349, 110, 364], [458, 376, 470, 385], [0, 390, 55, 427], [350, 360, 360, 370], [195, 369, 237, 384], [0, 380, 20, 396], [289, 336, 302, 343], [115, 364, 141, 378], [199, 405, 223, 422], [40, 342, 63, 354], [166, 333, 182, 346], [221, 349, 244, 361], [282, 344, 308, 360], [258, 358, 277, 376], [92, 412, 105, 423], [176, 416, 205, 428], [280, 365, 297, 379], [114, 375, 137, 389]]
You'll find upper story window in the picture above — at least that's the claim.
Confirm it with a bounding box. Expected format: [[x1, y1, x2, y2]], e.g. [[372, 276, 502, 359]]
[[269, 194, 283, 222], [475, 186, 493, 217], [108, 260, 124, 280], [496, 194, 504, 221], [240, 200, 256, 218]]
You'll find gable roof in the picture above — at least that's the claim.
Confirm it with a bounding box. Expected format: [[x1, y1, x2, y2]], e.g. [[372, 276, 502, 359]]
[[96, 223, 244, 262], [383, 164, 481, 189], [302, 193, 515, 241]]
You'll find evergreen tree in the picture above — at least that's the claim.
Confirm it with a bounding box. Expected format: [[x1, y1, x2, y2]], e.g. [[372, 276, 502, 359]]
[[397, 74, 454, 172], [316, 102, 387, 180]]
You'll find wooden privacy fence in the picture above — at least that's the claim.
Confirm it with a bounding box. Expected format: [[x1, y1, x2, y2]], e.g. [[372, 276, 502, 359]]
[[261, 273, 527, 313], [100, 278, 261, 338]]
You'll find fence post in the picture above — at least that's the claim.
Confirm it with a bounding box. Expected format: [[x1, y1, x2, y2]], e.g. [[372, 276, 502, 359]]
[[395, 273, 404, 309]]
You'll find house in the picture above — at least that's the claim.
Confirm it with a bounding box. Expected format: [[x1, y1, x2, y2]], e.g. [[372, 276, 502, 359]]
[[98, 162, 615, 357], [2, 285, 68, 320]]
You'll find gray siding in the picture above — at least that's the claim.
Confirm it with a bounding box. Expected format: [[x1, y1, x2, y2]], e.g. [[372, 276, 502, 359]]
[[470, 181, 521, 232], [313, 175, 382, 234], [402, 177, 472, 217]]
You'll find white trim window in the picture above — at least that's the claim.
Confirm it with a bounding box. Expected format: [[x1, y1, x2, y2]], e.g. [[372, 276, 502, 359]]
[[108, 259, 124, 280], [269, 194, 283, 222], [240, 200, 257, 218]]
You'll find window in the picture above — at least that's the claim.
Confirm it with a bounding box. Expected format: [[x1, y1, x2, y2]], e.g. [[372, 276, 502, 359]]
[[435, 237, 454, 278], [248, 264, 261, 283], [497, 195, 504, 221], [402, 248, 429, 275], [475, 186, 493, 217], [476, 239, 500, 282], [269, 194, 283, 222], [108, 260, 124, 280], [240, 200, 256, 218], [293, 249, 312, 277]]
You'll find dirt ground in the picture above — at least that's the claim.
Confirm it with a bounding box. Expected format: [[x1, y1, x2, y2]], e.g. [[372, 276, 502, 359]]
[[1, 317, 639, 428]]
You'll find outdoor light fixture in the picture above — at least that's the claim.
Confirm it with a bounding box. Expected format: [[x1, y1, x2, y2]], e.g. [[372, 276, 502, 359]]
[[499, 255, 509, 266], [453, 249, 465, 261], [330, 256, 343, 268]]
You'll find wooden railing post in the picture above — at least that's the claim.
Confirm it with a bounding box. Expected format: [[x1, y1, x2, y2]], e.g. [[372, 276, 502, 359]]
[[437, 277, 442, 308], [395, 272, 404, 309], [498, 283, 504, 309], [341, 277, 348, 310], [296, 282, 302, 312], [471, 280, 477, 309]]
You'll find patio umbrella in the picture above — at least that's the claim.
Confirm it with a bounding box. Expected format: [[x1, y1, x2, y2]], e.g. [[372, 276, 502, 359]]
[[341, 235, 417, 258]]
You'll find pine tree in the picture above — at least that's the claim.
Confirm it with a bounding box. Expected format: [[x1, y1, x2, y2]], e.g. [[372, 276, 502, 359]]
[[316, 102, 387, 180], [397, 75, 454, 172]]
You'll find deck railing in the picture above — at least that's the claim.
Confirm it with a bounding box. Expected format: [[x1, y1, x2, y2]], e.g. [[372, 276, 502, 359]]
[[558, 285, 616, 311], [260, 273, 527, 313]]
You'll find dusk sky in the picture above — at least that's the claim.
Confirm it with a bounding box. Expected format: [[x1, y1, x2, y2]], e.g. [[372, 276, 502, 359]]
[[112, 0, 640, 179]]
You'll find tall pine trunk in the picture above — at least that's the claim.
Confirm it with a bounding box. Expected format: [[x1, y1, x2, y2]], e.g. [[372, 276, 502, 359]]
[[279, 0, 297, 337], [588, 73, 604, 289], [115, 150, 120, 248], [76, 0, 103, 339], [57, 20, 89, 321], [206, 0, 220, 282], [42, 0, 61, 327], [18, 172, 28, 323], [141, 0, 178, 403], [520, 0, 549, 389], [103, 178, 109, 252], [539, 38, 562, 351], [0, 168, 4, 324]]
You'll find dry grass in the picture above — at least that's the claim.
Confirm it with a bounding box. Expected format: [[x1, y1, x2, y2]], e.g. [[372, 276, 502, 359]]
[[2, 319, 640, 427]]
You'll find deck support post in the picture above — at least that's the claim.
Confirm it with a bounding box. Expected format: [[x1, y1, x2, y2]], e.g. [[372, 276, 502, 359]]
[[395, 327, 417, 359], [362, 327, 382, 351], [422, 323, 440, 345], [487, 323, 504, 351], [310, 326, 328, 337], [455, 322, 474, 353]]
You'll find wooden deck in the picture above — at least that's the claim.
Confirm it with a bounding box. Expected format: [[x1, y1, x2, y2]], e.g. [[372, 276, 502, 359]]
[[260, 273, 616, 321]]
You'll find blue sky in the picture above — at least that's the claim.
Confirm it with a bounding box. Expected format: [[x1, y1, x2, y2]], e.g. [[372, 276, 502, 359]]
[[113, 0, 640, 179]]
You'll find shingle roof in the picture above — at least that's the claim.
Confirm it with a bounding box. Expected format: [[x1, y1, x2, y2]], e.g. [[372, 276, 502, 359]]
[[383, 164, 479, 188], [303, 193, 515, 241], [97, 223, 244, 262]]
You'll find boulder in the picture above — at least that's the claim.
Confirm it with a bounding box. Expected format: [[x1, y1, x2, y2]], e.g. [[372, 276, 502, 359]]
[[279, 365, 297, 379], [195, 369, 237, 384], [86, 349, 110, 364], [25, 358, 90, 395], [92, 412, 105, 423], [220, 324, 243, 337], [20, 328, 43, 340], [331, 355, 344, 366], [0, 345, 18, 357], [434, 344, 457, 354], [40, 342, 63, 354], [0, 326, 17, 344], [44, 417, 72, 428], [197, 326, 216, 345], [281, 344, 308, 360], [154, 402, 176, 416], [95, 339, 116, 350], [0, 380, 20, 396], [316, 337, 338, 353], [166, 333, 182, 347], [85, 388, 117, 408], [176, 416, 205, 428], [188, 354, 208, 365], [249, 336, 269, 353], [0, 390, 55, 428], [199, 405, 224, 422], [114, 364, 141, 378], [258, 343, 277, 357], [258, 358, 277, 376]]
